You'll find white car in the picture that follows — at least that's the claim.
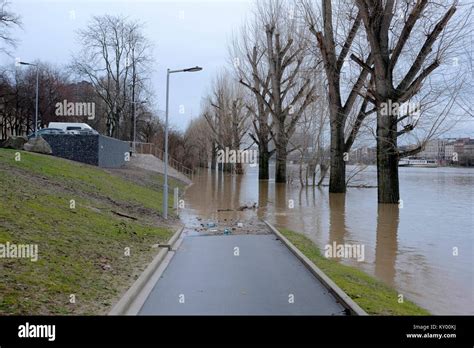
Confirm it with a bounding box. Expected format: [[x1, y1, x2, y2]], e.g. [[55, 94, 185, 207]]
[[48, 122, 98, 135]]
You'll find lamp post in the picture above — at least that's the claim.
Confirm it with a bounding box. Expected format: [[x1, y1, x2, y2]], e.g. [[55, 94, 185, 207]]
[[163, 66, 202, 219], [19, 61, 39, 137]]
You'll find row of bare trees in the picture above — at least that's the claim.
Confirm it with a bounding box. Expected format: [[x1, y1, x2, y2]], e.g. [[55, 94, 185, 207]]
[[0, 65, 101, 138], [0, 8, 163, 143], [232, 1, 319, 181], [2, 0, 470, 203], [201, 72, 250, 174], [186, 0, 470, 203]]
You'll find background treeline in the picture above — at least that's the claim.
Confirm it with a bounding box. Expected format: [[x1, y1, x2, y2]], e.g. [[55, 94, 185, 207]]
[[184, 0, 472, 203]]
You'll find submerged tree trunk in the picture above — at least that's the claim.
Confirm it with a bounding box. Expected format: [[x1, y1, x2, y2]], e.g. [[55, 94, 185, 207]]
[[329, 124, 346, 193], [224, 162, 232, 173], [258, 146, 270, 180], [235, 162, 244, 175], [210, 142, 217, 170], [317, 163, 329, 187], [376, 104, 400, 203], [275, 143, 287, 183]]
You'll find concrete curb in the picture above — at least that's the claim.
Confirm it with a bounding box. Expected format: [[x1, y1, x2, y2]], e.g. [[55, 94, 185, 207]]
[[108, 225, 184, 315], [263, 220, 368, 316]]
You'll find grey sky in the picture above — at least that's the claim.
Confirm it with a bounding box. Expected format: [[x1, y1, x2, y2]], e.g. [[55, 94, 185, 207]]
[[2, 0, 473, 137], [3, 0, 252, 132]]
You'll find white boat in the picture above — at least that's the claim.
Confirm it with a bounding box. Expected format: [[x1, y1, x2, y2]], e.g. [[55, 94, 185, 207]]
[[399, 158, 437, 167]]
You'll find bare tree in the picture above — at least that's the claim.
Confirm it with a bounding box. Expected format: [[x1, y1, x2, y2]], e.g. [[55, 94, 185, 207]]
[[264, 1, 318, 183], [139, 113, 161, 144], [203, 71, 250, 173], [71, 15, 152, 139], [290, 67, 330, 187], [0, 0, 21, 54], [184, 115, 213, 169], [203, 73, 232, 172], [355, 0, 462, 203], [231, 15, 275, 179], [238, 1, 318, 183], [302, 0, 375, 193]]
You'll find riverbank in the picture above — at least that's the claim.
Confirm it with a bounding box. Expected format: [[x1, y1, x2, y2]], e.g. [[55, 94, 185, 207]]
[[279, 228, 430, 315], [0, 149, 186, 314]]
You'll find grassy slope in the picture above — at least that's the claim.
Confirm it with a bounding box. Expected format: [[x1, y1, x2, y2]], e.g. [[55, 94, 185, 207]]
[[0, 149, 185, 315], [279, 228, 430, 315]]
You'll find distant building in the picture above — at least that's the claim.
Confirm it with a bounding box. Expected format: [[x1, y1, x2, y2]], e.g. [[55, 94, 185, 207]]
[[460, 140, 474, 166], [444, 138, 474, 165], [349, 146, 376, 164], [418, 139, 447, 160], [445, 142, 455, 160]]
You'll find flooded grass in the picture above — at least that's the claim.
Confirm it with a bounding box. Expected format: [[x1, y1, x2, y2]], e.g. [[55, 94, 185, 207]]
[[279, 228, 430, 315]]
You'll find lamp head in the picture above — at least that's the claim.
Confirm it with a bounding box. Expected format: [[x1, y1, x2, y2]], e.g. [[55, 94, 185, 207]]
[[183, 66, 203, 72]]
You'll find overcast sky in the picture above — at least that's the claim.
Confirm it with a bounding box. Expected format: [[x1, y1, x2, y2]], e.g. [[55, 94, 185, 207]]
[[2, 0, 252, 132], [2, 0, 473, 137]]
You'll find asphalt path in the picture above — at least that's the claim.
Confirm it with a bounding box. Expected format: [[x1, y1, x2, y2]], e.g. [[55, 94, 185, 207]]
[[139, 234, 346, 315]]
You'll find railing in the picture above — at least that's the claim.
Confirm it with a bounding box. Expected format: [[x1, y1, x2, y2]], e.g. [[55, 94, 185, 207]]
[[130, 141, 194, 179]]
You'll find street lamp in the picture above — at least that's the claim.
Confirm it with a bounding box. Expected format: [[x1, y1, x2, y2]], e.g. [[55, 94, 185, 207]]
[[163, 66, 203, 219], [19, 61, 39, 137]]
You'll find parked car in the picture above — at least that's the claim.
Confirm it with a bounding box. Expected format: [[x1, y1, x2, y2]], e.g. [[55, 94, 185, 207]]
[[48, 122, 98, 135], [27, 128, 65, 139]]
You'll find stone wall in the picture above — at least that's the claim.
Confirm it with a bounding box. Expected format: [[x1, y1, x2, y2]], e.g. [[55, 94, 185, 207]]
[[42, 134, 130, 168]]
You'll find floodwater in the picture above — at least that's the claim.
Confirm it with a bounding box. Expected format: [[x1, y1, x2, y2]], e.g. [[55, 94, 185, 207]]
[[180, 164, 474, 315]]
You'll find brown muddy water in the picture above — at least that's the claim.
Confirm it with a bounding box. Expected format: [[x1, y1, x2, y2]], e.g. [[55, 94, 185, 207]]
[[180, 164, 474, 315]]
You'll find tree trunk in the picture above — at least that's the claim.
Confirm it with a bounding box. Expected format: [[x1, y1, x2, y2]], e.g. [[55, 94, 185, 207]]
[[259, 151, 270, 180], [299, 156, 304, 187], [318, 163, 329, 186], [376, 104, 400, 204], [258, 142, 270, 180], [275, 144, 287, 183], [329, 124, 346, 193], [210, 142, 217, 170], [235, 162, 244, 175]]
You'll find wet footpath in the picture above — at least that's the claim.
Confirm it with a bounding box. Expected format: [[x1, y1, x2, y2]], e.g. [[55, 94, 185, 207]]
[[138, 226, 346, 315]]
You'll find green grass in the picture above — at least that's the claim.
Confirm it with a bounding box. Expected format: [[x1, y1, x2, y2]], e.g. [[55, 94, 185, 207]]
[[0, 149, 184, 213], [279, 228, 430, 315], [0, 149, 185, 314]]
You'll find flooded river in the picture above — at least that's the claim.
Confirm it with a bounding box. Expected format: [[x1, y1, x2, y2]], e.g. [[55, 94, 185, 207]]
[[180, 164, 474, 315]]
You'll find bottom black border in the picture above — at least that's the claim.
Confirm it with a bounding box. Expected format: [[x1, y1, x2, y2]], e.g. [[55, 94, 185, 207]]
[[0, 315, 472, 346]]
